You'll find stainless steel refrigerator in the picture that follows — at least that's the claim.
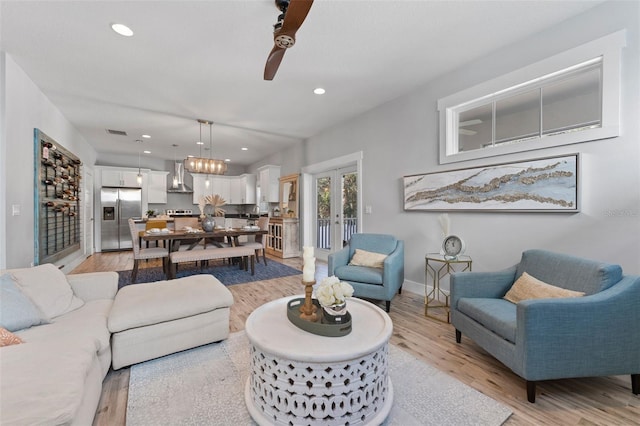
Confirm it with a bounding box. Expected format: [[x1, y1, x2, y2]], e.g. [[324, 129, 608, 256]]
[[100, 187, 142, 250]]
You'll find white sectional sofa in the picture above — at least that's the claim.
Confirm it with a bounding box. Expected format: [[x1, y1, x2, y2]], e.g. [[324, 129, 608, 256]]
[[0, 264, 118, 425], [1, 263, 234, 425]]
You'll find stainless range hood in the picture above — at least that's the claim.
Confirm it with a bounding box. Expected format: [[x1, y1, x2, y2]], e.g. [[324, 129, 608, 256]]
[[167, 162, 193, 193]]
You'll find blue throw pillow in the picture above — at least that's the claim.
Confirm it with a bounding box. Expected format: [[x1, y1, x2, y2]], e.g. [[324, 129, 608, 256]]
[[0, 273, 48, 332]]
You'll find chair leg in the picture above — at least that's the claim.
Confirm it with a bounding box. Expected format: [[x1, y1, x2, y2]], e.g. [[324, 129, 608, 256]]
[[169, 261, 176, 280], [250, 255, 255, 275], [398, 285, 402, 294], [262, 249, 267, 265], [455, 329, 461, 343], [632, 374, 639, 395], [132, 259, 139, 283], [526, 381, 536, 403], [385, 300, 391, 313]]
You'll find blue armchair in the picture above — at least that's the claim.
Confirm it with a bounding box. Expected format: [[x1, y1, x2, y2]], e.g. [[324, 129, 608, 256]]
[[328, 233, 404, 312], [451, 249, 640, 403]]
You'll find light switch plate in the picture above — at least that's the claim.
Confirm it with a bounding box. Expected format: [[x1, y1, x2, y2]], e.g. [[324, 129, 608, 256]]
[[12, 204, 20, 216], [365, 205, 372, 214]]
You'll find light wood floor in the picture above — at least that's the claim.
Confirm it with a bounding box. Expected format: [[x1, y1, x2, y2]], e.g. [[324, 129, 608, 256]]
[[72, 252, 640, 426]]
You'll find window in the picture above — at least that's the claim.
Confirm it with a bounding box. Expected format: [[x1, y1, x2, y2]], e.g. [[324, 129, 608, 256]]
[[438, 30, 626, 164]]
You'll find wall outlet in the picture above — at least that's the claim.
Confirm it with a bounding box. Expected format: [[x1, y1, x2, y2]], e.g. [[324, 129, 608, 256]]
[[12, 204, 20, 216], [365, 205, 372, 214]]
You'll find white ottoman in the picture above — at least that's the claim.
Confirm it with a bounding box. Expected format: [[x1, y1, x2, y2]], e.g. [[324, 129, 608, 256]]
[[108, 275, 234, 370]]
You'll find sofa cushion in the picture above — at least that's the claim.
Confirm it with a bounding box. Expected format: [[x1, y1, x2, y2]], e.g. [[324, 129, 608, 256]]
[[349, 249, 387, 268], [0, 337, 99, 425], [0, 273, 48, 331], [349, 234, 398, 256], [108, 275, 233, 333], [0, 326, 24, 347], [17, 299, 113, 353], [334, 265, 384, 285], [457, 298, 517, 343], [10, 264, 84, 319], [504, 272, 585, 303], [515, 249, 622, 295]]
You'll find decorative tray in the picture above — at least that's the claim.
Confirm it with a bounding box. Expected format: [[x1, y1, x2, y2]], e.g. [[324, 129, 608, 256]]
[[286, 298, 352, 337]]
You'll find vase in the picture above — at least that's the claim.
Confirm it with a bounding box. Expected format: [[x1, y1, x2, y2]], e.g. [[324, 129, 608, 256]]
[[201, 215, 215, 232], [322, 301, 348, 323]]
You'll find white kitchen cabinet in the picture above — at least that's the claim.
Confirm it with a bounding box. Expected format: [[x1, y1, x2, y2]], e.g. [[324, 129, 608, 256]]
[[191, 174, 230, 205], [228, 174, 256, 204], [192, 174, 256, 205], [148, 171, 169, 203], [102, 168, 142, 188], [258, 165, 280, 203], [211, 176, 230, 202]]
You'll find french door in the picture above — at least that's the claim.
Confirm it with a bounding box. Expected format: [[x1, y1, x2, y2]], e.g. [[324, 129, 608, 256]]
[[313, 165, 358, 260]]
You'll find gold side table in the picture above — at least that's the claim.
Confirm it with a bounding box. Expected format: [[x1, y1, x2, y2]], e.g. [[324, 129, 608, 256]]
[[425, 253, 472, 323]]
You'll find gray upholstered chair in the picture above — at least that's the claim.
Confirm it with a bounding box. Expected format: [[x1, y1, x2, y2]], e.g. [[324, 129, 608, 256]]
[[127, 218, 169, 282], [328, 233, 404, 312], [451, 249, 640, 403], [242, 216, 269, 265]]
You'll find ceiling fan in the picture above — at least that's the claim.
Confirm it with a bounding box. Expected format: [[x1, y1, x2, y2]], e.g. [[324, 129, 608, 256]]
[[264, 0, 314, 80]]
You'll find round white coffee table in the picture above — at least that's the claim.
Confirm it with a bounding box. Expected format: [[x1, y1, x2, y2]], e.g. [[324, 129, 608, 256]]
[[244, 296, 394, 426]]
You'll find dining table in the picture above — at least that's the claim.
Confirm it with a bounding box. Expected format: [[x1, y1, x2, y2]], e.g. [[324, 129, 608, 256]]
[[141, 228, 268, 253]]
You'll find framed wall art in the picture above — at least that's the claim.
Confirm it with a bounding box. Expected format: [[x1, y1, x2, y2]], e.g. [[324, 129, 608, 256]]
[[403, 154, 579, 212]]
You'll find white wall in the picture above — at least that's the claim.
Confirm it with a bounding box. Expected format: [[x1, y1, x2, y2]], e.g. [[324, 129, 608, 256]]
[[3, 54, 97, 271], [253, 1, 640, 290]]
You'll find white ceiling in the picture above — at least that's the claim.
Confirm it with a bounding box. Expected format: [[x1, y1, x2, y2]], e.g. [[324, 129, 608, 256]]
[[1, 0, 603, 166]]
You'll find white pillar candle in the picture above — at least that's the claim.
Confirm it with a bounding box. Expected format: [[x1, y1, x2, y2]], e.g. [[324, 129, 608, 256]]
[[302, 246, 315, 282]]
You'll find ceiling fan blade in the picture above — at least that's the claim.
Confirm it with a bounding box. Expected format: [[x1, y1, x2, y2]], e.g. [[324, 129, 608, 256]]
[[279, 0, 314, 35], [263, 0, 314, 80], [264, 46, 286, 81]]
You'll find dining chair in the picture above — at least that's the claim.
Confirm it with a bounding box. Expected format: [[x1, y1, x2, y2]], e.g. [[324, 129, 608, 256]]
[[242, 216, 269, 266], [128, 218, 169, 283], [140, 219, 167, 248]]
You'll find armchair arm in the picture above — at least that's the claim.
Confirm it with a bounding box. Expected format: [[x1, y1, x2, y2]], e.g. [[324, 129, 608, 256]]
[[328, 246, 350, 275], [382, 240, 404, 294], [517, 275, 640, 379], [67, 271, 118, 302], [450, 266, 517, 309]]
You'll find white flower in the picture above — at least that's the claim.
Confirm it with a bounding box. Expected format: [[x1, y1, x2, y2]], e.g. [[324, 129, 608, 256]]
[[314, 276, 354, 307]]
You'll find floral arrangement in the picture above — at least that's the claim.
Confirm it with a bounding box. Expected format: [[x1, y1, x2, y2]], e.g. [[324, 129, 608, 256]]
[[315, 276, 354, 308]]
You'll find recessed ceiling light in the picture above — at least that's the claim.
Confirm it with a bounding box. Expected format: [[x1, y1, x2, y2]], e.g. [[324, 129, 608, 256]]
[[142, 134, 151, 139], [111, 23, 134, 37], [241, 147, 248, 151], [196, 141, 204, 145], [143, 150, 151, 154], [313, 87, 326, 95], [225, 159, 231, 162]]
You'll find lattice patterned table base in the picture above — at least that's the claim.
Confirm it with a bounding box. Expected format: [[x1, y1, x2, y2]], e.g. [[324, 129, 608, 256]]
[[245, 343, 393, 425]]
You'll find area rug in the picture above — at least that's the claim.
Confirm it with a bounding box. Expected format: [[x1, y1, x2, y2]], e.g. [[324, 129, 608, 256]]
[[117, 261, 301, 288], [127, 331, 512, 425]]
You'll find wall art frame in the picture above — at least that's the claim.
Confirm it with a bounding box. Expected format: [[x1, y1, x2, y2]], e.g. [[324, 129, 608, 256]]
[[403, 153, 579, 212]]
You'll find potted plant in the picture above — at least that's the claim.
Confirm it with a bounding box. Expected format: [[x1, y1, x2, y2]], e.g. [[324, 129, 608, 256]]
[[146, 209, 156, 218]]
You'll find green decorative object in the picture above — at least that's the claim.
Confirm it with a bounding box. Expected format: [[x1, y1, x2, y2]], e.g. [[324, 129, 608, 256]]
[[286, 298, 352, 337]]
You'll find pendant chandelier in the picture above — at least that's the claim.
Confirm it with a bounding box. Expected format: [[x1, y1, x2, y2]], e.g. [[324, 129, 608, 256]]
[[184, 119, 227, 175]]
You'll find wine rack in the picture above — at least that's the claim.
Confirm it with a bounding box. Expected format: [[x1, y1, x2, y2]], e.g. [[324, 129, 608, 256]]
[[34, 129, 82, 265]]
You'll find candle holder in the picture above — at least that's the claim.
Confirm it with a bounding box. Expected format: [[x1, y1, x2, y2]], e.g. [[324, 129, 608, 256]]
[[299, 279, 318, 322]]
